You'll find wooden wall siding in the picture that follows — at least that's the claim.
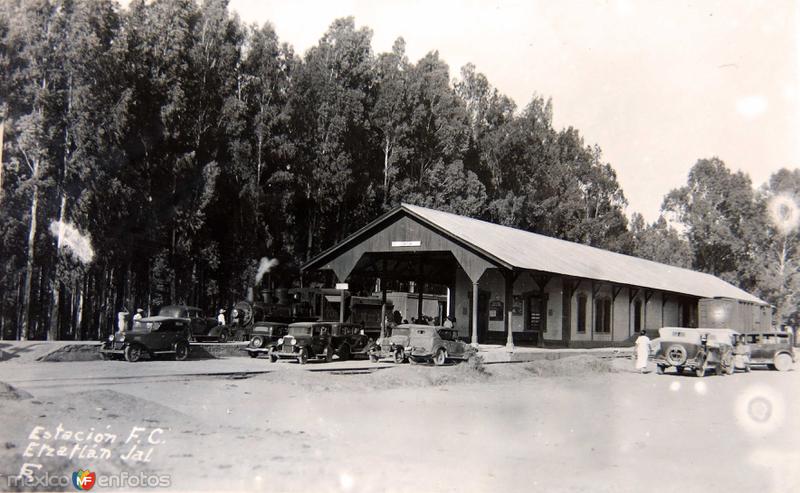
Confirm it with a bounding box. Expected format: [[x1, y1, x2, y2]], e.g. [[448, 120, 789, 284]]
[[320, 215, 498, 282]]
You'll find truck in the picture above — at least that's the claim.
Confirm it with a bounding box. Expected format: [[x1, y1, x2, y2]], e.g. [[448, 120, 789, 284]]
[[698, 298, 773, 334]]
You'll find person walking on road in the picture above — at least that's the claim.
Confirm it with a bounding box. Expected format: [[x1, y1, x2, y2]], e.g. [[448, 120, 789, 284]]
[[635, 329, 651, 373]]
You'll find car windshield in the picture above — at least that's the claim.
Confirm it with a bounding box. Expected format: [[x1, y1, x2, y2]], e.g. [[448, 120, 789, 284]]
[[438, 329, 457, 341], [133, 322, 159, 332], [288, 326, 312, 336], [391, 327, 410, 337], [158, 306, 186, 318], [253, 326, 276, 335]]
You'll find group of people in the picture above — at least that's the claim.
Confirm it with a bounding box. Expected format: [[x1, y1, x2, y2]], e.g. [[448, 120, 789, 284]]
[[116, 307, 145, 333], [385, 310, 456, 328]]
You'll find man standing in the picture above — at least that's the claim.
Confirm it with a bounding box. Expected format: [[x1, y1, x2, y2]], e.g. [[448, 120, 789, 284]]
[[117, 307, 130, 334], [133, 308, 144, 329], [634, 329, 651, 373], [217, 309, 226, 326]]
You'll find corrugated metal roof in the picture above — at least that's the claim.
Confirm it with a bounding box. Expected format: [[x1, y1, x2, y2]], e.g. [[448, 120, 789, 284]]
[[402, 203, 766, 305]]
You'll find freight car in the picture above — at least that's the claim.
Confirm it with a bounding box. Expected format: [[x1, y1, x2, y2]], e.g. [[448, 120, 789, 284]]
[[698, 297, 773, 333]]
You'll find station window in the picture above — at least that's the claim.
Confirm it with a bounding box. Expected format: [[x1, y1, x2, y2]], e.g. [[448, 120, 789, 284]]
[[577, 294, 587, 333], [595, 298, 611, 333]]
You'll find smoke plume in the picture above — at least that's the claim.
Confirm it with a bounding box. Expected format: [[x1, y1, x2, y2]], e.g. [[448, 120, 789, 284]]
[[255, 257, 279, 285], [49, 220, 95, 264]]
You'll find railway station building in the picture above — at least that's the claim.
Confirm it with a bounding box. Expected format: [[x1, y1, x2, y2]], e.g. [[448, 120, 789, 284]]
[[302, 204, 769, 348]]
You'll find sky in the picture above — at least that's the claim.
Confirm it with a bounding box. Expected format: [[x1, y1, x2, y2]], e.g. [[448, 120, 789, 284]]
[[225, 0, 799, 222]]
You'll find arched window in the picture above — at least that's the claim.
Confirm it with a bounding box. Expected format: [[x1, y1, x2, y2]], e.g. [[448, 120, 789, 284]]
[[577, 294, 587, 333], [595, 298, 611, 333]]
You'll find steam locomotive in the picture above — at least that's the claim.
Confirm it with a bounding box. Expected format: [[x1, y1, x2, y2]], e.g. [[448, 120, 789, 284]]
[[226, 287, 393, 341]]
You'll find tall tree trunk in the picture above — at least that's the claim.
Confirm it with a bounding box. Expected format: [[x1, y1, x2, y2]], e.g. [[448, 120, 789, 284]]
[[76, 276, 84, 340], [0, 116, 5, 201], [49, 195, 67, 340], [20, 159, 40, 341], [306, 209, 316, 261], [383, 136, 391, 204]]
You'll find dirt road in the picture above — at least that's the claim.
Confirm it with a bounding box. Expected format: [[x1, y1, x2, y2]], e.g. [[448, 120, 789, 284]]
[[1, 356, 797, 492]]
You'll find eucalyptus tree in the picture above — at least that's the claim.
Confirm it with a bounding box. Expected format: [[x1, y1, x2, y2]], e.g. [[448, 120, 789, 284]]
[[754, 168, 800, 326], [288, 17, 377, 259], [663, 158, 764, 290]]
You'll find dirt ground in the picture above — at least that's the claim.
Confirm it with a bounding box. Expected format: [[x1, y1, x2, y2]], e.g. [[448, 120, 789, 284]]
[[0, 355, 797, 493]]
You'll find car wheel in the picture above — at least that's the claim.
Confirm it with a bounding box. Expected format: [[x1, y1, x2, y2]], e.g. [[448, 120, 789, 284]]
[[665, 345, 688, 366], [218, 330, 229, 343], [248, 351, 259, 359], [297, 347, 308, 365], [124, 345, 142, 363], [656, 365, 664, 375], [338, 344, 351, 362], [433, 348, 447, 366], [394, 348, 405, 364], [695, 366, 706, 378], [774, 353, 793, 371], [175, 342, 189, 361]]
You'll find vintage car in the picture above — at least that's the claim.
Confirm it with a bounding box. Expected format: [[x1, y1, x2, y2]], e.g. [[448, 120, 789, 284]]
[[100, 316, 191, 362], [242, 322, 289, 358], [407, 325, 477, 366], [654, 327, 738, 377], [270, 322, 371, 364], [368, 324, 412, 363], [744, 331, 795, 371], [156, 305, 222, 342]]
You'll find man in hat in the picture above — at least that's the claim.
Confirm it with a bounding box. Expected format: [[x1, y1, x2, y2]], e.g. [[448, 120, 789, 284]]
[[217, 308, 226, 326], [132, 308, 144, 329]]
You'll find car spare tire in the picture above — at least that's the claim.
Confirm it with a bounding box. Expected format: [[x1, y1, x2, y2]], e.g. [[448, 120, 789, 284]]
[[665, 344, 688, 366]]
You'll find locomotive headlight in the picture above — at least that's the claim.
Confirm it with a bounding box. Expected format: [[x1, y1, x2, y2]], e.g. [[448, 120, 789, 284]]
[[291, 339, 297, 346]]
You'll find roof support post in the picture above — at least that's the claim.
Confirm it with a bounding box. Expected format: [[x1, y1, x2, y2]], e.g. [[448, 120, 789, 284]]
[[380, 283, 387, 341], [505, 269, 520, 352], [471, 280, 480, 347]]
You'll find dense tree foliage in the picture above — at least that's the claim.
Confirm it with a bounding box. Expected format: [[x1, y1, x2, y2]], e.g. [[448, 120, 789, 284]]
[[0, 1, 795, 339]]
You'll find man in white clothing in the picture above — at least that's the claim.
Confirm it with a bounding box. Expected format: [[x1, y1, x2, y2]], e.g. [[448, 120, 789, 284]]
[[635, 329, 651, 373]]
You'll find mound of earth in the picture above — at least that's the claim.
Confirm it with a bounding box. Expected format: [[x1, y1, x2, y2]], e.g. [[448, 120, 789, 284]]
[[37, 343, 102, 362], [0, 382, 33, 400]]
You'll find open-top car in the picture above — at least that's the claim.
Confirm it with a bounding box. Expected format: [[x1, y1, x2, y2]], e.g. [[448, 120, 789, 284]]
[[654, 327, 738, 377], [271, 322, 371, 364], [369, 324, 412, 363], [157, 305, 222, 342], [407, 325, 477, 366], [744, 331, 795, 371], [242, 322, 289, 358], [100, 316, 191, 362]]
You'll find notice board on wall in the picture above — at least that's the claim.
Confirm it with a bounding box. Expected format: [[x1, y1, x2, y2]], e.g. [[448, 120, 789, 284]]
[[489, 300, 504, 321]]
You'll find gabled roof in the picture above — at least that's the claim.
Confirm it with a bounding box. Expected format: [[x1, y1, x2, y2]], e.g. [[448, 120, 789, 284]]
[[304, 203, 766, 305]]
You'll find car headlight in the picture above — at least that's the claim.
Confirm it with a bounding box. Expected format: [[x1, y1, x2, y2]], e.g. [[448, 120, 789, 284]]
[[291, 339, 297, 346], [108, 335, 114, 342], [277, 338, 284, 345]]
